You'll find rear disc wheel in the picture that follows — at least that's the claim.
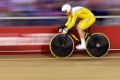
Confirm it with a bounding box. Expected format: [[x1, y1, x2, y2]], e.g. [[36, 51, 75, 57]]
[[86, 33, 110, 57]]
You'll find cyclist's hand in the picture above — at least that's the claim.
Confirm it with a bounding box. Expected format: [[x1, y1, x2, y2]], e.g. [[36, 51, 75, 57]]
[[59, 28, 63, 33], [62, 28, 68, 34], [59, 25, 66, 33]]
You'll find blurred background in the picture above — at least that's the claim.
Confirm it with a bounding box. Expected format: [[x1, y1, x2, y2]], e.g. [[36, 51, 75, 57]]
[[0, 0, 120, 27]]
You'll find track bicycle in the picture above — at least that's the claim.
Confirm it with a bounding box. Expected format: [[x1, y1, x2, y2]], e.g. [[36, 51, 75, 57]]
[[50, 27, 110, 58]]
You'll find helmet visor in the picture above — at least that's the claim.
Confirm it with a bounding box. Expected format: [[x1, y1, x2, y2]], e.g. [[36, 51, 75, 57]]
[[63, 10, 67, 13]]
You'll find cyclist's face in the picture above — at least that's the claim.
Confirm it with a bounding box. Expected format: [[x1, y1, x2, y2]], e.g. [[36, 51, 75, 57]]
[[66, 12, 70, 15], [63, 10, 70, 15]]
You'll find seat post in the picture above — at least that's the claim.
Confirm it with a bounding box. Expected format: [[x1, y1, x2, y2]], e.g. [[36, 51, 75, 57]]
[[85, 27, 91, 40]]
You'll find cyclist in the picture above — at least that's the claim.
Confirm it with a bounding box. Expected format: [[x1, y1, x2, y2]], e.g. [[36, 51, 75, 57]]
[[59, 4, 96, 50]]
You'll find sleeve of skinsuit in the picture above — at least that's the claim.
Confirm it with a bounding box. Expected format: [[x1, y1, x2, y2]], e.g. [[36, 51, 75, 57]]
[[67, 12, 77, 30], [65, 16, 72, 27]]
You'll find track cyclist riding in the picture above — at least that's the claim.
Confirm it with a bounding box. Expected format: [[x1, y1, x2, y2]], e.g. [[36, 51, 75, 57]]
[[60, 4, 96, 50], [50, 4, 110, 58]]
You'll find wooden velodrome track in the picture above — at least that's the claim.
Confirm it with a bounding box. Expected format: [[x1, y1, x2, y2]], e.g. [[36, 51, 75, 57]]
[[0, 52, 120, 80]]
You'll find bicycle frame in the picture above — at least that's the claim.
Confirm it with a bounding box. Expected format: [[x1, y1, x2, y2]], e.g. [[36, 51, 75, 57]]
[[67, 28, 91, 42]]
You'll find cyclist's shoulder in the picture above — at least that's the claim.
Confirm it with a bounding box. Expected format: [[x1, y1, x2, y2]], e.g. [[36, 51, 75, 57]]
[[72, 6, 85, 12]]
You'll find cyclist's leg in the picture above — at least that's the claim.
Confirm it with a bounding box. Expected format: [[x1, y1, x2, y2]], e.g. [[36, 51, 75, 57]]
[[76, 16, 96, 50], [80, 16, 96, 30], [76, 20, 86, 50]]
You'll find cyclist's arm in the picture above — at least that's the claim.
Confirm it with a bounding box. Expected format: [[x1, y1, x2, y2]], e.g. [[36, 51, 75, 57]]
[[65, 16, 72, 27], [67, 13, 77, 29]]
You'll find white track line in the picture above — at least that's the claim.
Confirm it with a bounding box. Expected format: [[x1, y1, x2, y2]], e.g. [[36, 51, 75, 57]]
[[109, 49, 120, 50], [0, 50, 46, 52], [0, 16, 119, 20], [0, 49, 119, 52]]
